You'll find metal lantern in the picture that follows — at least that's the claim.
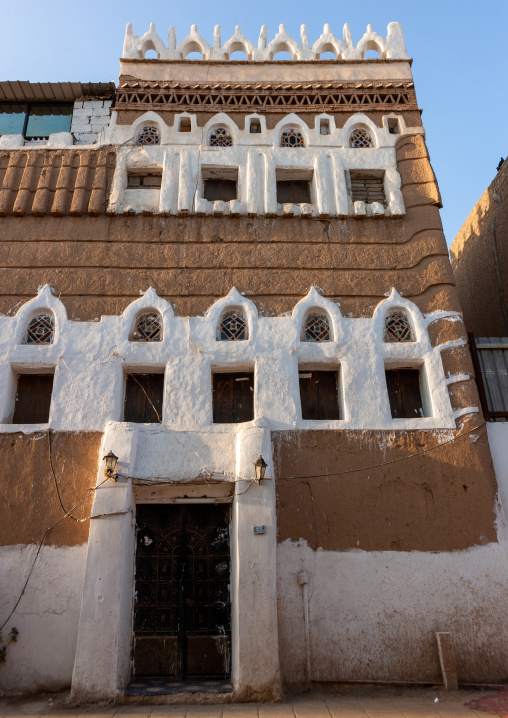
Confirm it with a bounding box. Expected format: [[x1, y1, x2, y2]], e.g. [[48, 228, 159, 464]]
[[253, 455, 268, 484], [103, 450, 118, 479]]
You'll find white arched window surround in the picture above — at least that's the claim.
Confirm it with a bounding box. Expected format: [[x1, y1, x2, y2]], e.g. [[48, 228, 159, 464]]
[[119, 288, 173, 345], [292, 287, 342, 344], [204, 115, 238, 148], [13, 285, 67, 348], [349, 125, 375, 149], [342, 115, 379, 149], [372, 290, 425, 346], [205, 288, 257, 344], [129, 112, 167, 146]]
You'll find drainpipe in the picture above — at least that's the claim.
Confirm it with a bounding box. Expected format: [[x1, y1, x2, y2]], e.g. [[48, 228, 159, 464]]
[[298, 569, 312, 682]]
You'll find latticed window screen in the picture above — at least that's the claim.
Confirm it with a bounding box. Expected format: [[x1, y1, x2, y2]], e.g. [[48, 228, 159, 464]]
[[132, 312, 162, 342], [384, 311, 414, 342], [210, 127, 233, 147], [281, 129, 304, 148], [350, 128, 373, 148], [23, 314, 54, 344], [137, 125, 160, 145], [218, 310, 248, 341], [303, 312, 331, 342]]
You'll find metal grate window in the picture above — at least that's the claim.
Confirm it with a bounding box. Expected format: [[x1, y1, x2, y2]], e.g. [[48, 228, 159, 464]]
[[23, 314, 54, 344], [210, 127, 233, 147], [303, 313, 331, 342], [218, 310, 248, 341], [384, 311, 414, 342], [132, 312, 162, 342], [137, 125, 160, 145], [350, 171, 387, 206], [281, 129, 304, 148], [350, 127, 373, 148]]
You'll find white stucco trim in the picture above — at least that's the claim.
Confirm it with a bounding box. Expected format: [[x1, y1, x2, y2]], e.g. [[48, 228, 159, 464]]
[[0, 286, 458, 432]]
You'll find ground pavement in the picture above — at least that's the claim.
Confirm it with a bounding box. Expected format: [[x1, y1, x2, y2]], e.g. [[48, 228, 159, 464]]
[[0, 687, 501, 718]]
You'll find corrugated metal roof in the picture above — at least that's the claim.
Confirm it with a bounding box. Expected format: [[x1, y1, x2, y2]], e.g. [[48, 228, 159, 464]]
[[0, 81, 115, 102], [476, 337, 508, 413]]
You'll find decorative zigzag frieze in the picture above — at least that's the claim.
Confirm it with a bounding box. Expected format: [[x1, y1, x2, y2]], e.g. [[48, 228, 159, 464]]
[[116, 80, 417, 113]]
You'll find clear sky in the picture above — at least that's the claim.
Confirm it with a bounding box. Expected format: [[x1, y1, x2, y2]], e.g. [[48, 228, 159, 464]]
[[1, 0, 506, 246]]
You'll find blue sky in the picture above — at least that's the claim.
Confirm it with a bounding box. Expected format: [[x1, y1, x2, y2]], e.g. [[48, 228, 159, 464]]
[[1, 0, 506, 246]]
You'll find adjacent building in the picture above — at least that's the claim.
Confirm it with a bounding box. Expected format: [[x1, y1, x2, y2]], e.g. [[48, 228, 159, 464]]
[[1, 20, 508, 703]]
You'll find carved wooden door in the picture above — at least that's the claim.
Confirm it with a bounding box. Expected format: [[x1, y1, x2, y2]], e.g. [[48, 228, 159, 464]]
[[133, 504, 231, 680]]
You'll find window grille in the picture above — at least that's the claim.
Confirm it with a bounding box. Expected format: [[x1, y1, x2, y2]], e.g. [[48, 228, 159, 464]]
[[137, 125, 160, 145], [350, 171, 387, 206], [23, 314, 54, 344], [281, 129, 304, 148], [219, 310, 248, 341], [384, 311, 414, 342], [132, 312, 162, 342], [210, 127, 233, 147], [303, 313, 331, 342], [350, 128, 373, 148]]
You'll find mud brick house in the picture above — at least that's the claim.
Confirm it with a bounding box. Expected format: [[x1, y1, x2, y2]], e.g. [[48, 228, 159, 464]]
[[1, 19, 508, 703]]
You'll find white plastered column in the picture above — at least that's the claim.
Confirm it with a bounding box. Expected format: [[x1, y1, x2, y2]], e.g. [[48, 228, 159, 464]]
[[231, 420, 282, 700], [70, 424, 138, 702]]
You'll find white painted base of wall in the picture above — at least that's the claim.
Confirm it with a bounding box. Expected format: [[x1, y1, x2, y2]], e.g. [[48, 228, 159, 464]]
[[0, 545, 87, 694], [277, 537, 508, 686]]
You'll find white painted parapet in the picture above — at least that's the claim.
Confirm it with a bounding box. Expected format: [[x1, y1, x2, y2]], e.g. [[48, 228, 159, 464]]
[[122, 22, 409, 62]]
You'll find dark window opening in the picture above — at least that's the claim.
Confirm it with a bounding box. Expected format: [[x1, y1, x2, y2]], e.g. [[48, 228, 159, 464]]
[[320, 120, 330, 135], [179, 118, 191, 132], [212, 372, 254, 423], [124, 373, 164, 423], [127, 172, 162, 189], [277, 180, 311, 205], [204, 179, 237, 202], [299, 370, 340, 420], [12, 374, 54, 424], [385, 368, 424, 419], [350, 170, 387, 206], [388, 118, 400, 135], [0, 103, 72, 139], [250, 120, 261, 133]]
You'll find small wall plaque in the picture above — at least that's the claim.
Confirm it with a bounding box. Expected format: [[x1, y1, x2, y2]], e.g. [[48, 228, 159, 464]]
[[253, 525, 266, 534]]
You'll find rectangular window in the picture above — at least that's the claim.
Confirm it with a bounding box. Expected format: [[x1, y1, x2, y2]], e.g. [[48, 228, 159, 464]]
[[349, 171, 387, 206], [320, 119, 330, 135], [0, 103, 27, 136], [25, 104, 72, 139], [204, 179, 237, 202], [277, 180, 311, 205], [124, 373, 164, 423], [250, 120, 261, 134], [387, 118, 400, 135], [179, 118, 191, 132], [12, 374, 54, 424], [212, 371, 254, 423], [299, 370, 340, 420], [127, 171, 162, 189], [385, 368, 424, 419]]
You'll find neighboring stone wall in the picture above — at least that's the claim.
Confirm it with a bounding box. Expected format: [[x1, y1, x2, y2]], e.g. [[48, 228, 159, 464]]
[[450, 159, 508, 336], [71, 100, 113, 145]]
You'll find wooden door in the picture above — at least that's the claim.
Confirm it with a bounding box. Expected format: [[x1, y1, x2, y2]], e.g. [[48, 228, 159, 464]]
[[133, 504, 231, 680]]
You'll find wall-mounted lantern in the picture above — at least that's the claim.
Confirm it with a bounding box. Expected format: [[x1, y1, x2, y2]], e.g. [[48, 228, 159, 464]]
[[103, 450, 118, 480], [253, 455, 268, 484]]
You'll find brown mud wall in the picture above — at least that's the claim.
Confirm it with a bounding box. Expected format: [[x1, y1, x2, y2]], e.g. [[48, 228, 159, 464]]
[[273, 424, 498, 551], [450, 159, 508, 337], [0, 431, 102, 547]]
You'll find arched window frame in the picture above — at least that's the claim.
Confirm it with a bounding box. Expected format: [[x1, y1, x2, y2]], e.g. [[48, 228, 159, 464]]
[[384, 309, 415, 343], [136, 123, 161, 146], [130, 310, 163, 342], [22, 312, 55, 345], [217, 307, 249, 341], [349, 126, 374, 148], [209, 126, 234, 147], [301, 310, 333, 342], [280, 127, 305, 148]]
